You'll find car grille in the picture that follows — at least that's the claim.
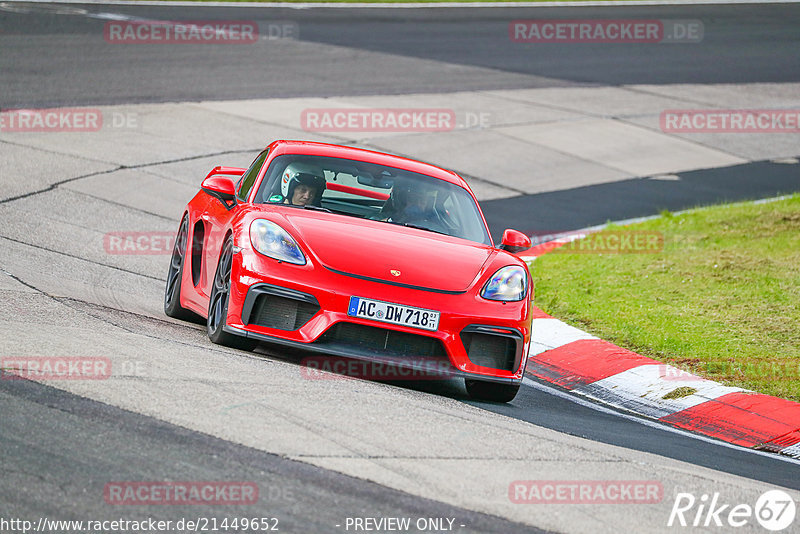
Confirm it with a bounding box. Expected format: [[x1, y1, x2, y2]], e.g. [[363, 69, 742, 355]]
[[460, 331, 517, 372], [248, 294, 319, 331], [317, 322, 447, 359]]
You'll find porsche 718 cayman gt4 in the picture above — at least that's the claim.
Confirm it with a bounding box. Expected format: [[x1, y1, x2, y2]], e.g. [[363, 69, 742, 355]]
[[164, 140, 533, 402]]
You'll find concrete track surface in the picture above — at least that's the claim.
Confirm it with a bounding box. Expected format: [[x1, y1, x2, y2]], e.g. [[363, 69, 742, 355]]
[[1, 2, 800, 533]]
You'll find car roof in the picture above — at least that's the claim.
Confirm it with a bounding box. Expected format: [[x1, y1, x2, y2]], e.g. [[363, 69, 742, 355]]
[[266, 140, 469, 189]]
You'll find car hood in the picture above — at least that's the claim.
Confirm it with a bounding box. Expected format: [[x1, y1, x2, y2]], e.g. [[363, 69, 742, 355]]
[[284, 211, 495, 293]]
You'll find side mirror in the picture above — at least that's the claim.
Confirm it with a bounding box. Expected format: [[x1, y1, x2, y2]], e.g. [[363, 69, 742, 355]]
[[499, 229, 532, 254], [201, 175, 236, 200], [201, 166, 244, 210]]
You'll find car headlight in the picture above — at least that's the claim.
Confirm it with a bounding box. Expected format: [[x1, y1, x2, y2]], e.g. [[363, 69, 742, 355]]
[[249, 219, 306, 265], [481, 265, 528, 301]]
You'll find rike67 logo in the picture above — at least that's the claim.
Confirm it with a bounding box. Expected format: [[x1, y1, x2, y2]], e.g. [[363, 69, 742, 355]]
[[668, 490, 796, 531]]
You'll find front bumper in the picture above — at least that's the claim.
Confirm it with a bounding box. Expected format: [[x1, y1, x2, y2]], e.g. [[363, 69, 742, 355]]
[[225, 247, 532, 383]]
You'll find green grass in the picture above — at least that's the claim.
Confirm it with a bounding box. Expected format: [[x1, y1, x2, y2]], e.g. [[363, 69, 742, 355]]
[[530, 194, 800, 401]]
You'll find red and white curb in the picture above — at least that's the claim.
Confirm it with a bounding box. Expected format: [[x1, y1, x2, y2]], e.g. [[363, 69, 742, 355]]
[[523, 240, 800, 459]]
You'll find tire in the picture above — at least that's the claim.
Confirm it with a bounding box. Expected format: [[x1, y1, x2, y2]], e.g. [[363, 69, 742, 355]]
[[207, 236, 258, 351], [465, 379, 520, 403], [164, 216, 196, 321]]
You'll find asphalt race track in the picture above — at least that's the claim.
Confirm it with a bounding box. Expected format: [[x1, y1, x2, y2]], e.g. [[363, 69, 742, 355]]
[[1, 2, 800, 533], [2, 2, 799, 106]]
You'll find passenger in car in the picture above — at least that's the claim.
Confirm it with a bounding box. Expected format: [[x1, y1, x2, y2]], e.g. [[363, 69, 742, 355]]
[[381, 181, 438, 224], [276, 162, 327, 206]]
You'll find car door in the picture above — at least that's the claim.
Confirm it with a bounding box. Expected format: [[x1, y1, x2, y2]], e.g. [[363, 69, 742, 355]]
[[193, 151, 270, 307]]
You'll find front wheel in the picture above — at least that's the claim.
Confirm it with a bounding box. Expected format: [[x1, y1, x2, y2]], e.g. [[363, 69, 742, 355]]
[[207, 237, 258, 351], [465, 379, 520, 403], [164, 216, 195, 320]]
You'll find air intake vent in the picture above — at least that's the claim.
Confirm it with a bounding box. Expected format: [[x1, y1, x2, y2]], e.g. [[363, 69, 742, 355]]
[[461, 330, 518, 372], [244, 289, 319, 331], [318, 322, 447, 359]]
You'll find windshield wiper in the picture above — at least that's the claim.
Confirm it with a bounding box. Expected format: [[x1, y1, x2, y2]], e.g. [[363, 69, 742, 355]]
[[401, 223, 448, 236], [301, 205, 332, 213]]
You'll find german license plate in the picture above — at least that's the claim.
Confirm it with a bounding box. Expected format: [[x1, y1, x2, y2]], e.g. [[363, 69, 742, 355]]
[[347, 297, 440, 332]]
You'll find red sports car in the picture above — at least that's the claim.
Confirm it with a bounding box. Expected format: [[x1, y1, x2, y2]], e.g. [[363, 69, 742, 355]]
[[164, 140, 533, 402]]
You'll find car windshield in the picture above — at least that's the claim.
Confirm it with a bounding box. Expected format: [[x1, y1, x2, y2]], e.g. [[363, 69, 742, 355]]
[[253, 154, 491, 245]]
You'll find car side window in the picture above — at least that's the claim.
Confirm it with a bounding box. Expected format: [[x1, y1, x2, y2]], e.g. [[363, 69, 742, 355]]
[[237, 150, 269, 201]]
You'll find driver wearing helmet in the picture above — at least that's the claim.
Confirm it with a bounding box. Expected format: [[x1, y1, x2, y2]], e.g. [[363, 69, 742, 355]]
[[382, 180, 439, 225], [276, 162, 326, 207]]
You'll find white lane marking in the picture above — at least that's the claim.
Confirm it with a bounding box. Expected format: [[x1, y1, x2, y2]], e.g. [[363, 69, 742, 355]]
[[0, 3, 172, 23], [10, 0, 800, 8], [529, 318, 597, 357], [780, 443, 800, 459], [521, 377, 800, 466], [521, 232, 587, 262], [530, 231, 588, 247], [573, 364, 746, 419]]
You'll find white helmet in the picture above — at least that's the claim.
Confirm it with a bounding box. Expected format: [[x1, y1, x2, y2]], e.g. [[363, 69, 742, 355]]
[[280, 162, 326, 205]]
